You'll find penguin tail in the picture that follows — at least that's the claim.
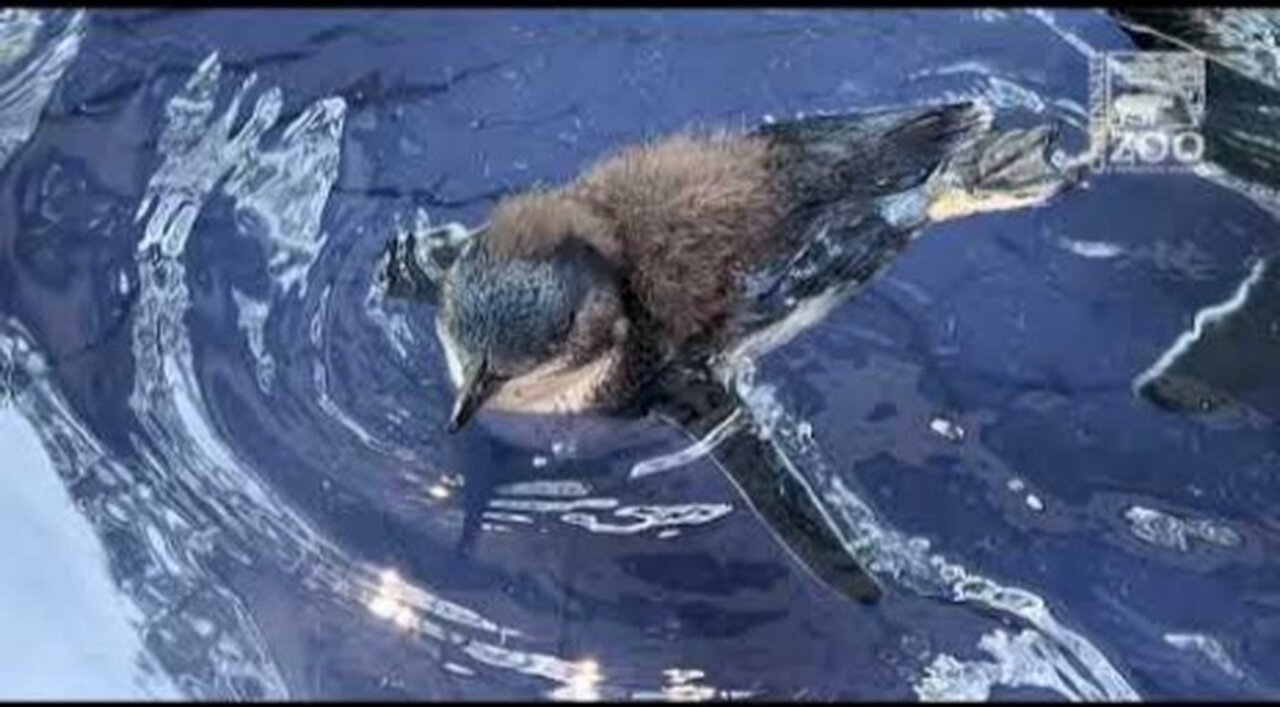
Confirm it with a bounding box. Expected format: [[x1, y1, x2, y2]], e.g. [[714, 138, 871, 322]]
[[753, 100, 996, 202]]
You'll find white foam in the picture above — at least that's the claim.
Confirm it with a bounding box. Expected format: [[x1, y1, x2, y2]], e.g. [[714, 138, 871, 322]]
[[916, 628, 1112, 701], [929, 416, 967, 443], [1124, 506, 1241, 552]]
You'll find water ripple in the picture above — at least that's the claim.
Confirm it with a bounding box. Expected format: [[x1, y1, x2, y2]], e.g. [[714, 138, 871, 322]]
[[0, 10, 84, 171], [38, 48, 619, 698], [721, 355, 1140, 700]]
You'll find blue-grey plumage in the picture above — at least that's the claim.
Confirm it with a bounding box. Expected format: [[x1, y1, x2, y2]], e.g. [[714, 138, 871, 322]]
[[439, 234, 624, 429], [434, 101, 1080, 430]]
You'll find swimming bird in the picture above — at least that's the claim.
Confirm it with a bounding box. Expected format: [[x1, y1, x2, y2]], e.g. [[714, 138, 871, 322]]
[[426, 102, 1077, 430], [381, 100, 1080, 602]]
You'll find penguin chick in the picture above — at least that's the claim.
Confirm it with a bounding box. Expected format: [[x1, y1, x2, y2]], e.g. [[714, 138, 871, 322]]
[[438, 102, 1076, 430]]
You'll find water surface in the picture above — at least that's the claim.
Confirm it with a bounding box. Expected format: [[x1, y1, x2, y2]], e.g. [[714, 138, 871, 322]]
[[0, 8, 1277, 700]]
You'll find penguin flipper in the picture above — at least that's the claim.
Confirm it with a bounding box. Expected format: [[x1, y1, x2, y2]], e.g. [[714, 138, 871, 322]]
[[738, 208, 911, 338], [712, 418, 885, 604], [649, 367, 884, 604]]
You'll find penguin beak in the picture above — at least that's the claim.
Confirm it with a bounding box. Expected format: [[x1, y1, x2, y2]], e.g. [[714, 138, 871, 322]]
[[447, 357, 496, 433]]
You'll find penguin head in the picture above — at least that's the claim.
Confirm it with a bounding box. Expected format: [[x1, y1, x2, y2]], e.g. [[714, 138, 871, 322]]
[[436, 206, 627, 432]]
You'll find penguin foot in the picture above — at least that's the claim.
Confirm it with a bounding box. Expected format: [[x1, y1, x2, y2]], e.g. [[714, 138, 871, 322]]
[[926, 123, 1085, 222]]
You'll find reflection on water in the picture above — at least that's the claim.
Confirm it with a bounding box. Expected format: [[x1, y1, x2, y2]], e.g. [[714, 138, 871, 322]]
[[1, 7, 1278, 700]]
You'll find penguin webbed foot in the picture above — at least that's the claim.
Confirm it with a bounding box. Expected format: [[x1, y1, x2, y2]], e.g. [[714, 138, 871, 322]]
[[927, 121, 1084, 221]]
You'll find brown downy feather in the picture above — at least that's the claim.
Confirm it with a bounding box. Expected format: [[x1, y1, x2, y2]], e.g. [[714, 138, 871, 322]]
[[486, 130, 786, 352], [486, 187, 624, 264]]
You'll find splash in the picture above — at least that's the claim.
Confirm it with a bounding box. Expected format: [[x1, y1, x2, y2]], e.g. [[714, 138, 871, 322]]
[[915, 628, 1114, 701]]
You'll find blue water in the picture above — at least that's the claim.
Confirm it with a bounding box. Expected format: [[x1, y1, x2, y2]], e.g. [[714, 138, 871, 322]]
[[1, 8, 1277, 700]]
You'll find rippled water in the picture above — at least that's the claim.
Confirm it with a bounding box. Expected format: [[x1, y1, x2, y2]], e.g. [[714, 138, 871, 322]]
[[1, 8, 1278, 700]]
